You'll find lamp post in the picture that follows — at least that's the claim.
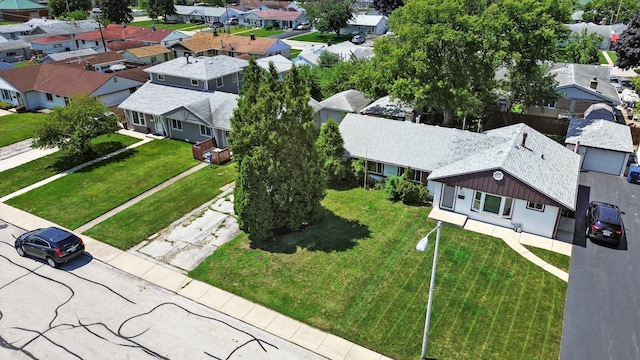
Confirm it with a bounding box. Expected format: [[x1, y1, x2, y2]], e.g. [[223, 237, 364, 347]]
[[415, 220, 442, 360]]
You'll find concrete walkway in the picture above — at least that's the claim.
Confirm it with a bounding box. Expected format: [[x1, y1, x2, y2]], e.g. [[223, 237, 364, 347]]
[[601, 50, 639, 78]]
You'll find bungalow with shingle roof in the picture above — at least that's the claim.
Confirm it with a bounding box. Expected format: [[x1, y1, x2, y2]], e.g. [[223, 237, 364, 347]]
[[565, 118, 634, 176], [0, 61, 147, 110], [74, 24, 189, 52], [172, 32, 290, 59], [243, 8, 306, 29], [318, 89, 371, 125], [30, 35, 77, 54], [40, 48, 97, 63], [120, 44, 172, 65], [339, 113, 582, 238], [171, 5, 244, 25], [0, 37, 31, 62], [343, 14, 388, 35]]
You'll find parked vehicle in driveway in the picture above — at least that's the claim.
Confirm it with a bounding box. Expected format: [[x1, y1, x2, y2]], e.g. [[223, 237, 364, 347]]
[[14, 227, 85, 268], [351, 34, 365, 44], [586, 201, 624, 245], [296, 22, 310, 30], [225, 17, 239, 25], [209, 21, 224, 28]]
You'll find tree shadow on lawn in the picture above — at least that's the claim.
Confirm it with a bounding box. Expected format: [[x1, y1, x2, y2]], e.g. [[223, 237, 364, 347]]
[[48, 142, 137, 173], [249, 207, 371, 254]]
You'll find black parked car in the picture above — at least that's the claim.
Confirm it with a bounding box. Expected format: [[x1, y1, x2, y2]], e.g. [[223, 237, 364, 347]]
[[585, 201, 624, 245], [15, 227, 85, 268], [209, 21, 224, 28]]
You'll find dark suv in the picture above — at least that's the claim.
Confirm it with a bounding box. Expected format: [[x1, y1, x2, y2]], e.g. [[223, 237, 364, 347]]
[[586, 201, 624, 245], [15, 227, 85, 268]]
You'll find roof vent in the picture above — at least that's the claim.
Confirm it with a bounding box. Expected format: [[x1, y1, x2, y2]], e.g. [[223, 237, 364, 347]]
[[493, 171, 504, 181], [521, 132, 528, 147], [590, 76, 598, 89]]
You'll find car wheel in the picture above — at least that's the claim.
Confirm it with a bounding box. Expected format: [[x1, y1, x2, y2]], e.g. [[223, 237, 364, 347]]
[[46, 257, 57, 268], [16, 246, 25, 257]]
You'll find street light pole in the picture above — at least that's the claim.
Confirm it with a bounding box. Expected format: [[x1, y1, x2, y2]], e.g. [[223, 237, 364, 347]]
[[415, 220, 442, 360]]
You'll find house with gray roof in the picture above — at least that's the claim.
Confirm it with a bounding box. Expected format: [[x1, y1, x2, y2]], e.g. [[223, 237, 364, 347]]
[[340, 113, 582, 238], [360, 95, 413, 120], [171, 5, 244, 25], [0, 37, 31, 62], [292, 41, 373, 67], [319, 89, 371, 125], [342, 14, 388, 35], [119, 82, 238, 146], [565, 118, 634, 176], [524, 63, 621, 119]]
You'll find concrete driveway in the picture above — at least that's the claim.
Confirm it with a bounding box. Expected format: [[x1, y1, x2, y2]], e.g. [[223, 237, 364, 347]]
[[0, 222, 326, 360], [560, 171, 640, 359]]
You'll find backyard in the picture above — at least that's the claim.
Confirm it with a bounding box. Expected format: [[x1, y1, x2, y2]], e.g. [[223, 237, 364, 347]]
[[190, 186, 567, 360]]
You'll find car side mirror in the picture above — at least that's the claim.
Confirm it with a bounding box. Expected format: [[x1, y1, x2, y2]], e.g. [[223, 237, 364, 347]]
[[621, 211, 626, 215]]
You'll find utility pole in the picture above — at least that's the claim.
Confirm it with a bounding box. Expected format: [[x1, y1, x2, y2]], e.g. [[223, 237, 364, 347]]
[[615, 0, 623, 24]]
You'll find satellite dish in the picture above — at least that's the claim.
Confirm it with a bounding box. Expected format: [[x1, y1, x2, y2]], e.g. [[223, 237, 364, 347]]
[[493, 171, 504, 181]]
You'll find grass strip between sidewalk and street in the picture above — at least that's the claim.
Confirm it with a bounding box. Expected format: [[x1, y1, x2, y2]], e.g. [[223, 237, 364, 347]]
[[190, 187, 566, 360], [0, 113, 47, 147], [0, 133, 140, 197], [85, 163, 236, 250], [6, 139, 198, 230], [524, 245, 571, 273]]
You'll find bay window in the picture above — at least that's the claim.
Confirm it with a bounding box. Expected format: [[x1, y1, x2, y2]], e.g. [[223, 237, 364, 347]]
[[472, 191, 513, 218]]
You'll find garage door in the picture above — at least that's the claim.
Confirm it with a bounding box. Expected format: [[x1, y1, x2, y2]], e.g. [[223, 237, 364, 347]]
[[582, 147, 625, 175]]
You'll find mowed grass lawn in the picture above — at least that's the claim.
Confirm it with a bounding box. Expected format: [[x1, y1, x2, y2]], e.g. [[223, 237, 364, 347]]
[[190, 187, 566, 360], [0, 133, 139, 197], [7, 139, 199, 230], [0, 113, 47, 147], [86, 163, 236, 250], [289, 31, 352, 43]]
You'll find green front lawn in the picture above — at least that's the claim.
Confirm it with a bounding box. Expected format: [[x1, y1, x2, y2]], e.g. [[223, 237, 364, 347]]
[[190, 187, 566, 360], [598, 51, 608, 65], [607, 50, 618, 63], [7, 139, 199, 230], [289, 31, 352, 44], [85, 163, 236, 250], [0, 133, 139, 197], [0, 113, 47, 147], [525, 246, 571, 273]]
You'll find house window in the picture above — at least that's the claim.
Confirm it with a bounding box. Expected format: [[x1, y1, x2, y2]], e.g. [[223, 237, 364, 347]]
[[150, 56, 157, 63], [472, 191, 513, 218], [81, 40, 86, 44], [1, 89, 10, 100], [6, 52, 16, 57], [545, 101, 557, 109], [157, 74, 165, 81], [366, 161, 383, 175], [200, 125, 212, 136], [398, 168, 423, 183], [45, 93, 53, 102], [526, 202, 545, 212], [216, 77, 223, 87], [191, 79, 198, 86], [53, 44, 62, 48], [171, 119, 183, 130], [63, 97, 70, 105], [131, 111, 146, 126]]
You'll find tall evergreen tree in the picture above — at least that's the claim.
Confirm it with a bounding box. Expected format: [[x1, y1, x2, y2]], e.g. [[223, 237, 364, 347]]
[[230, 62, 326, 240], [101, 0, 133, 24], [316, 119, 346, 182]]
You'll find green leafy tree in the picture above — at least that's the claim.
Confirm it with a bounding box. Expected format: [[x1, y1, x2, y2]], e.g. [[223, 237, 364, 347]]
[[101, 0, 134, 24], [582, 0, 639, 24], [374, 0, 404, 16], [33, 94, 118, 157], [230, 61, 326, 240], [558, 29, 604, 64], [302, 0, 356, 35], [316, 119, 346, 182], [613, 10, 640, 70], [48, 0, 91, 17], [147, 0, 176, 22]]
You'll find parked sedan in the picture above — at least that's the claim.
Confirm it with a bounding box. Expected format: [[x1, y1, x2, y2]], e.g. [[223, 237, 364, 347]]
[[351, 34, 365, 44], [296, 22, 310, 30], [585, 201, 624, 245], [15, 227, 85, 268]]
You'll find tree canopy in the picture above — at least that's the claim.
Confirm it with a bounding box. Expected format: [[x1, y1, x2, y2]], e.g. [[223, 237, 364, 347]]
[[558, 29, 603, 65], [374, 0, 404, 16], [582, 0, 640, 24], [612, 10, 640, 70], [33, 94, 118, 157], [229, 60, 326, 241], [101, 0, 133, 24], [48, 0, 91, 17], [301, 0, 357, 35], [364, 0, 571, 126], [145, 0, 176, 22]]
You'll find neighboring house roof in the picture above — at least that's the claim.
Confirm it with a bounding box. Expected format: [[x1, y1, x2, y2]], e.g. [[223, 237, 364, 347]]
[[0, 61, 140, 97], [174, 5, 243, 17], [178, 32, 285, 57], [0, 22, 32, 33], [144, 54, 248, 81], [107, 40, 146, 51], [549, 63, 621, 105], [118, 81, 238, 129], [256, 54, 292, 74], [58, 51, 125, 69], [565, 118, 634, 153], [347, 14, 386, 27], [584, 103, 615, 121], [75, 24, 187, 44], [248, 9, 304, 21], [41, 48, 97, 62], [308, 97, 323, 112], [0, 61, 14, 69], [294, 41, 372, 66], [30, 35, 72, 44], [340, 114, 581, 210], [125, 44, 171, 58], [360, 95, 412, 119], [566, 22, 627, 40], [230, 0, 290, 11], [0, 39, 30, 51], [0, 0, 45, 10], [114, 65, 151, 83], [320, 89, 371, 112]]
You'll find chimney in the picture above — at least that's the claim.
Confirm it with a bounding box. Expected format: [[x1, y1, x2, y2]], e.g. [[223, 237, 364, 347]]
[[590, 76, 598, 89], [250, 33, 255, 40], [521, 132, 528, 147], [84, 60, 92, 70], [574, 140, 580, 153]]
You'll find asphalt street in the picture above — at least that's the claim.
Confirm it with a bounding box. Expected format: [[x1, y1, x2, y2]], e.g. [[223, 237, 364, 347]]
[[0, 222, 326, 360], [560, 171, 640, 360]]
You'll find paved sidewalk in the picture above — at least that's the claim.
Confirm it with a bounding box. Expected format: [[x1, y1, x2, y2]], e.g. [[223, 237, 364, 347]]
[[0, 138, 59, 172]]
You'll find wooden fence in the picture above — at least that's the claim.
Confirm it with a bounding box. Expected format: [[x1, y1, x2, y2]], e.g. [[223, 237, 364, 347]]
[[486, 112, 569, 137], [631, 126, 640, 146], [192, 138, 231, 164]]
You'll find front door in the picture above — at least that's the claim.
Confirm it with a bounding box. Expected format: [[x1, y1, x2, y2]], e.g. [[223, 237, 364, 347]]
[[441, 184, 456, 210], [155, 117, 166, 136]]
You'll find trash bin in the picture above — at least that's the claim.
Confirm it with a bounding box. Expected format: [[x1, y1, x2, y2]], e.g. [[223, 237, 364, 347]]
[[627, 164, 640, 184]]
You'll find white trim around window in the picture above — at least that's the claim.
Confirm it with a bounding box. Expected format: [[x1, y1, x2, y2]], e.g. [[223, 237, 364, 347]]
[[200, 125, 212, 136], [131, 111, 146, 126], [157, 74, 165, 81], [472, 191, 513, 218], [366, 161, 383, 175], [171, 119, 183, 131], [526, 201, 545, 212]]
